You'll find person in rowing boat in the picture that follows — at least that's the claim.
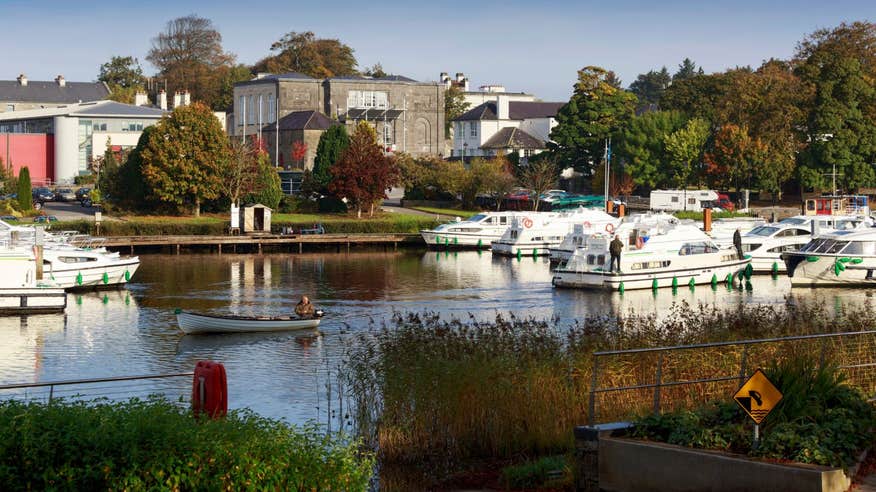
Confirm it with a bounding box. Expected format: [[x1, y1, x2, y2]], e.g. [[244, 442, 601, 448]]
[[295, 295, 315, 318]]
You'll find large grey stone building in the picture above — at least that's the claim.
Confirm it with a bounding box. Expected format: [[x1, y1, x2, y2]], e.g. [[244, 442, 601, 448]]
[[232, 73, 445, 169]]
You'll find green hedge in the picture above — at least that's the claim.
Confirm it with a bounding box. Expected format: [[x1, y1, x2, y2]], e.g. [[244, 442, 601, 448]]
[[0, 397, 374, 491], [53, 216, 440, 236]]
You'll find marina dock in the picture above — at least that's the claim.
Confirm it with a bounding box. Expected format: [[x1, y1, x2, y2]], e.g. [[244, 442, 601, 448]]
[[101, 233, 424, 254]]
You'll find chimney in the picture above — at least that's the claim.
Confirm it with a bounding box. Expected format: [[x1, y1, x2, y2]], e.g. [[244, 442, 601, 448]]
[[440, 72, 450, 87], [134, 91, 148, 106], [173, 91, 182, 108], [158, 90, 167, 110], [496, 95, 509, 120], [55, 75, 66, 87], [17, 74, 27, 86], [455, 72, 464, 82], [182, 91, 191, 106]]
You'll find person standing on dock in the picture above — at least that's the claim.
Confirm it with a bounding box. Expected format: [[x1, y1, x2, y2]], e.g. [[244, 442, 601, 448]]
[[733, 228, 743, 260], [295, 296, 314, 318], [609, 235, 623, 273]]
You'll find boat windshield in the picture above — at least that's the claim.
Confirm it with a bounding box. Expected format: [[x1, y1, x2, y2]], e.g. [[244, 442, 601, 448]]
[[469, 214, 488, 223], [678, 241, 719, 255], [747, 226, 779, 237], [779, 217, 807, 226], [841, 241, 876, 255], [801, 238, 849, 254]]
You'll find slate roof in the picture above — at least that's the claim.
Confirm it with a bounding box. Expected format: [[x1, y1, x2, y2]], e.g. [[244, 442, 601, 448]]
[[509, 101, 565, 119], [72, 101, 165, 117], [329, 74, 420, 83], [266, 110, 335, 131], [455, 102, 497, 121], [0, 79, 109, 104], [481, 127, 545, 150], [237, 72, 315, 86]]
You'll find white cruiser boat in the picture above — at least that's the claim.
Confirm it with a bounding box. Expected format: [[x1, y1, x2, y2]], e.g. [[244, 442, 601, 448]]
[[420, 211, 532, 249], [708, 217, 766, 248], [552, 222, 749, 291], [782, 229, 876, 287], [0, 220, 140, 290], [492, 209, 619, 257], [0, 248, 66, 314], [549, 212, 678, 264], [742, 215, 871, 273]]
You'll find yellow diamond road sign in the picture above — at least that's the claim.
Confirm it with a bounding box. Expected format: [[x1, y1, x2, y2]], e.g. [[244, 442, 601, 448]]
[[734, 369, 783, 425]]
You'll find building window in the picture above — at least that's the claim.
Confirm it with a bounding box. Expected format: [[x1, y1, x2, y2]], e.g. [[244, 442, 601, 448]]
[[470, 122, 477, 137], [383, 123, 393, 147], [92, 122, 107, 132], [347, 90, 389, 109], [120, 121, 143, 132], [258, 94, 263, 125], [268, 94, 276, 123], [238, 96, 245, 125], [248, 95, 255, 124], [5, 104, 13, 112]]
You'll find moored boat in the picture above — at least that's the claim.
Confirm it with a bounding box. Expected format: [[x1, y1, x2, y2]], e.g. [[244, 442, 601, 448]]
[[420, 211, 532, 249], [549, 212, 678, 264], [782, 229, 876, 287], [492, 208, 619, 257], [552, 222, 749, 291], [176, 310, 322, 335]]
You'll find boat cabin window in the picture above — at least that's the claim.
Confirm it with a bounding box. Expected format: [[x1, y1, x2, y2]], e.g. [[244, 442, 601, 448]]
[[470, 214, 487, 223], [780, 217, 807, 226], [450, 227, 482, 233], [679, 242, 718, 255], [597, 254, 605, 265], [499, 216, 508, 225], [57, 256, 98, 263], [742, 243, 761, 253], [806, 239, 849, 254], [767, 245, 800, 253], [630, 260, 671, 270], [841, 241, 876, 255], [748, 226, 779, 237], [775, 228, 809, 237], [834, 220, 860, 231], [587, 254, 596, 265]]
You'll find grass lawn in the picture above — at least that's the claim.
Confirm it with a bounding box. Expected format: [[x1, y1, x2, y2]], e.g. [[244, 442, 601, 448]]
[[409, 207, 481, 218]]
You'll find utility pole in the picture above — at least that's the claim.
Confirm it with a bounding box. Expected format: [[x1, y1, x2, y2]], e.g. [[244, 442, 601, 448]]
[[603, 137, 611, 210], [822, 163, 842, 196]]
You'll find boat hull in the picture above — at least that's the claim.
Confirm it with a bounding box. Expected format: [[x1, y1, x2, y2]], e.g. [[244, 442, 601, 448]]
[[420, 230, 500, 248], [47, 257, 140, 290], [784, 253, 876, 287], [492, 240, 560, 257], [552, 259, 750, 291], [177, 312, 322, 335]]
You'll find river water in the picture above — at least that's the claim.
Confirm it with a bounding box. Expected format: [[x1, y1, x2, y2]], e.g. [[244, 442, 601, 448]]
[[1, 251, 874, 426]]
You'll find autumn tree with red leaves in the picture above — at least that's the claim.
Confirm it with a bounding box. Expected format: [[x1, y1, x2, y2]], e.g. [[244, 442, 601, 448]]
[[291, 141, 308, 169], [328, 122, 400, 218], [704, 124, 752, 190]]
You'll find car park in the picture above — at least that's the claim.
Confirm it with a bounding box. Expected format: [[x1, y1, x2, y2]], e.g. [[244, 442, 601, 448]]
[[54, 188, 76, 202]]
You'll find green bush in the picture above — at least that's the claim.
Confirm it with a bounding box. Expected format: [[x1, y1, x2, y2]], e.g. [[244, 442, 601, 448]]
[[500, 455, 571, 490], [0, 397, 374, 491], [633, 356, 876, 468]]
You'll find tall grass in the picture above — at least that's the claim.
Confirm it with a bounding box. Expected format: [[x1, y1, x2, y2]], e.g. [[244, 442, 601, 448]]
[[343, 300, 876, 476]]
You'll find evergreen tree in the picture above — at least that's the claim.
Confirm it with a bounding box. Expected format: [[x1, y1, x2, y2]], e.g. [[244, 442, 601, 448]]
[[312, 125, 349, 192], [616, 110, 689, 189], [673, 58, 704, 82], [244, 152, 283, 210], [629, 67, 671, 110], [17, 167, 32, 210]]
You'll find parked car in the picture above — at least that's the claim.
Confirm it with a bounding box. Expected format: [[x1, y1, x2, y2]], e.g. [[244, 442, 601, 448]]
[[33, 215, 58, 223], [0, 215, 18, 221], [55, 188, 77, 202], [75, 187, 92, 202], [32, 187, 55, 202]]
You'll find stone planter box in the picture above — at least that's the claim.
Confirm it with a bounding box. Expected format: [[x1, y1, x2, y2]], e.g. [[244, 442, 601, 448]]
[[598, 437, 852, 492]]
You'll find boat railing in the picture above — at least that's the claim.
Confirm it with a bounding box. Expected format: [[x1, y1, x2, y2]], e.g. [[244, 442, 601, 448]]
[[0, 372, 194, 405]]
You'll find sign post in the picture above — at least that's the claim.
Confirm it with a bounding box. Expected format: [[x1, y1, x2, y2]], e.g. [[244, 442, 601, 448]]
[[734, 369, 783, 448]]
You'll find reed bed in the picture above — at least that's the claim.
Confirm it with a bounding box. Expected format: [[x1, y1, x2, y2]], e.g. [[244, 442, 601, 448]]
[[342, 298, 876, 475]]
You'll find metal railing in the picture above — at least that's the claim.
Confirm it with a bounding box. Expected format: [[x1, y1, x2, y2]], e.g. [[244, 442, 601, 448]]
[[0, 372, 194, 405], [588, 330, 876, 424]]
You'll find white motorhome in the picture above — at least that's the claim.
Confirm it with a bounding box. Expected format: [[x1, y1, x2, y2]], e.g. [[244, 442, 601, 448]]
[[650, 190, 730, 212]]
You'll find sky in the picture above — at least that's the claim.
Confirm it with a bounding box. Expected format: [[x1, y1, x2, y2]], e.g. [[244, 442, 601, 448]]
[[2, 0, 876, 101]]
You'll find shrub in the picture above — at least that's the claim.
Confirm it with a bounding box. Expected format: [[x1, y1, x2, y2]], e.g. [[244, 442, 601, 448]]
[[16, 167, 31, 211], [500, 455, 571, 490], [0, 397, 375, 491], [633, 355, 876, 468]]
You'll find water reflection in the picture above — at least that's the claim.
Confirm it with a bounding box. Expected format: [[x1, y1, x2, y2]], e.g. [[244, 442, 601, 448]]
[[1, 251, 875, 426]]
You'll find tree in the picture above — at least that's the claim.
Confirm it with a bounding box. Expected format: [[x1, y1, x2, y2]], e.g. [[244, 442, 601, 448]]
[[363, 63, 387, 78], [703, 124, 752, 190], [549, 66, 637, 176], [795, 22, 876, 191], [253, 31, 357, 79], [520, 157, 559, 211], [328, 122, 399, 217], [461, 156, 517, 209], [444, 86, 470, 135], [140, 102, 229, 216], [114, 127, 156, 211], [291, 141, 308, 170], [312, 125, 349, 192], [664, 117, 710, 206], [147, 15, 235, 109], [214, 64, 253, 111], [17, 167, 31, 211], [661, 73, 732, 124], [673, 58, 704, 82], [629, 67, 671, 110], [98, 138, 120, 197], [221, 138, 260, 206], [615, 110, 689, 188], [244, 152, 283, 210], [98, 56, 146, 104]]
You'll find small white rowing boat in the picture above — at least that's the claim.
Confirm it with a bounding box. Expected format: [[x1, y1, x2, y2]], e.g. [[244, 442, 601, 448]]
[[176, 311, 322, 335]]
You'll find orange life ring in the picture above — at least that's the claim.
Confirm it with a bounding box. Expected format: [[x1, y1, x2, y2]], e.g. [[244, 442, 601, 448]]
[[583, 221, 592, 229], [523, 217, 533, 228], [605, 223, 615, 234], [636, 236, 644, 249]]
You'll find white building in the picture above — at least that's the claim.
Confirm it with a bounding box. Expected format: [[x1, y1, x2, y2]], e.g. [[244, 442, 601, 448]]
[[451, 95, 564, 160]]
